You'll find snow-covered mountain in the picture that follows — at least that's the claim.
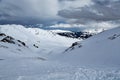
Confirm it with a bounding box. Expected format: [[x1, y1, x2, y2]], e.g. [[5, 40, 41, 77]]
[[0, 24, 78, 56], [0, 24, 120, 80], [60, 27, 120, 67], [56, 31, 93, 39]]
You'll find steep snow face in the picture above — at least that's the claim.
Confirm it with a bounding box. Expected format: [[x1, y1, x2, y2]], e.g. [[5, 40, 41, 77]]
[[0, 24, 78, 56], [60, 27, 120, 67]]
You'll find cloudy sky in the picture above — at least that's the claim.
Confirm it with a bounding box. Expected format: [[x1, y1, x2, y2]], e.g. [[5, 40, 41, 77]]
[[0, 0, 120, 25]]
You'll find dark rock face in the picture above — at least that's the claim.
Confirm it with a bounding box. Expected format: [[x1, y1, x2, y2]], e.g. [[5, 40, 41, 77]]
[[64, 42, 82, 52], [108, 34, 120, 40], [0, 33, 6, 36], [60, 31, 93, 53], [57, 32, 93, 39], [17, 40, 26, 46], [0, 33, 39, 49], [71, 42, 78, 47], [33, 44, 39, 48], [0, 33, 27, 47], [1, 36, 15, 44]]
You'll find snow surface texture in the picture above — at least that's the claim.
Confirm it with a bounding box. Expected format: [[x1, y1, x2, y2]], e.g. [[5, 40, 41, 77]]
[[0, 24, 120, 80], [61, 27, 120, 67]]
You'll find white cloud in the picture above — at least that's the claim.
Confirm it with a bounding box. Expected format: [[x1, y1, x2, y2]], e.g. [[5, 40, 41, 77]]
[[49, 21, 120, 33], [59, 0, 92, 9]]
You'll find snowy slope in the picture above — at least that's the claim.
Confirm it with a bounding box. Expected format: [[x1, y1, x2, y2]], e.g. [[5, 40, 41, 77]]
[[0, 33, 29, 55], [0, 24, 78, 56], [0, 25, 120, 80], [0, 24, 79, 80], [60, 27, 120, 67]]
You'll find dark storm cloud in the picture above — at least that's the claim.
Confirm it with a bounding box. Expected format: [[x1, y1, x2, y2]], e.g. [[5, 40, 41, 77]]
[[0, 0, 119, 25], [58, 0, 120, 23], [0, 0, 61, 25]]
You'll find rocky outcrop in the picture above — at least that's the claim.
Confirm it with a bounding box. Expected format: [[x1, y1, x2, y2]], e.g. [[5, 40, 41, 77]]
[[57, 32, 93, 39], [0, 33, 26, 47]]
